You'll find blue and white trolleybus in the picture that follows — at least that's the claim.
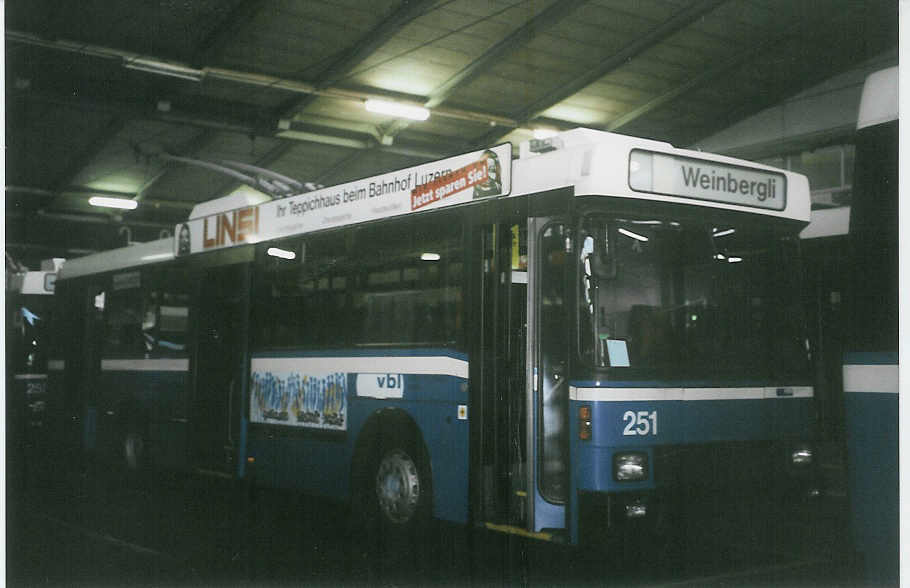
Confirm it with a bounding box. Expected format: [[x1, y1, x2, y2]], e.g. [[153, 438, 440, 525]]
[[51, 128, 818, 547]]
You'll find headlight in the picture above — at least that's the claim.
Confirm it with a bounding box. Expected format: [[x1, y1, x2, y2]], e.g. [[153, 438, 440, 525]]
[[790, 445, 813, 466], [613, 452, 648, 481]]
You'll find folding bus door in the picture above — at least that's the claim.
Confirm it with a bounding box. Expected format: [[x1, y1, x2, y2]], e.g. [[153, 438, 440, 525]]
[[190, 263, 249, 477], [528, 217, 570, 535], [474, 215, 569, 538], [475, 220, 530, 532]]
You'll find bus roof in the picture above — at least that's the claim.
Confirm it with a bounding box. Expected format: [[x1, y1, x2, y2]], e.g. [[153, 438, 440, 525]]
[[8, 270, 58, 295], [512, 128, 809, 222], [175, 128, 809, 258], [58, 238, 173, 281], [58, 128, 811, 279], [857, 66, 898, 130]]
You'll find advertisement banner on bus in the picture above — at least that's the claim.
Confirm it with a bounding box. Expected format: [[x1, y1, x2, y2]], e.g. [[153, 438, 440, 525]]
[[250, 367, 348, 431], [175, 143, 512, 256]]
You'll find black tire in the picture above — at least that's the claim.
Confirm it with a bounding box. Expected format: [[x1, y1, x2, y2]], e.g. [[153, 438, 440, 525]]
[[353, 425, 433, 562]]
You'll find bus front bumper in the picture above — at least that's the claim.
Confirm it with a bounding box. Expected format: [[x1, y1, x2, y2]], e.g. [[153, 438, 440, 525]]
[[576, 441, 821, 546]]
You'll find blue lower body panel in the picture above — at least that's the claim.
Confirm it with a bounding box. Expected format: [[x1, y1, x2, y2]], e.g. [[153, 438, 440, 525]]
[[568, 384, 816, 544], [844, 354, 898, 584], [93, 368, 189, 465], [246, 350, 470, 524]]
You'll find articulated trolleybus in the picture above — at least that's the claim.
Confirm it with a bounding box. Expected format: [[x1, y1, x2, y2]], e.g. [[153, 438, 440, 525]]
[[52, 128, 817, 546]]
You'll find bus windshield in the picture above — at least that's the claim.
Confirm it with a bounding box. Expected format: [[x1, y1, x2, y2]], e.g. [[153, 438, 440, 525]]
[[578, 214, 808, 382]]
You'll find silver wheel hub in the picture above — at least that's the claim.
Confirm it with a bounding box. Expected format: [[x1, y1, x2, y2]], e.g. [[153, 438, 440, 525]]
[[375, 450, 420, 524]]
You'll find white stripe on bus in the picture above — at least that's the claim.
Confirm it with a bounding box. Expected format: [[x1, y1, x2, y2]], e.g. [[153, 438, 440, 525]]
[[101, 359, 189, 372], [569, 386, 813, 402], [843, 364, 899, 394], [250, 355, 469, 379]]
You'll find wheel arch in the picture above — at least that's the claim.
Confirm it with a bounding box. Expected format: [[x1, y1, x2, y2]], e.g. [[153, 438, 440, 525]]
[[350, 407, 433, 506]]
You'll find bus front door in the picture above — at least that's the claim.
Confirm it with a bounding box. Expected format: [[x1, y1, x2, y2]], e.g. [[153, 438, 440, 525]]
[[475, 218, 569, 538], [190, 263, 248, 476], [531, 218, 569, 535], [476, 222, 529, 530]]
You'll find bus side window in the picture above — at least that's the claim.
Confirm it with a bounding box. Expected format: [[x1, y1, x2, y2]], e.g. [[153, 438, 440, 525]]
[[138, 269, 190, 357], [252, 233, 351, 351], [354, 215, 463, 348], [103, 287, 144, 357]]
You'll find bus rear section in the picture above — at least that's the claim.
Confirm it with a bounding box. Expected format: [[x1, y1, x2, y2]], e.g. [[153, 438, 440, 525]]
[[842, 66, 898, 584]]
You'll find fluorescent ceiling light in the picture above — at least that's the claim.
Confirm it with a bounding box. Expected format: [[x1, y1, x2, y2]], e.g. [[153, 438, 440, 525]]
[[420, 252, 441, 261], [618, 227, 649, 242], [267, 247, 296, 260], [714, 253, 726, 260], [124, 57, 204, 82], [727, 256, 743, 263], [713, 228, 736, 237], [364, 99, 429, 121], [88, 196, 138, 210], [533, 128, 558, 140]]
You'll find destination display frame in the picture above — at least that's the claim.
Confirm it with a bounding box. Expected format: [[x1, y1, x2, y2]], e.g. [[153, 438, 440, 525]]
[[628, 148, 787, 212]]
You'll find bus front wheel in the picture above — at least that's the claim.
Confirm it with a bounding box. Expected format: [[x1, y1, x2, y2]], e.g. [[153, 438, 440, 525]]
[[355, 426, 433, 555], [375, 449, 423, 525]]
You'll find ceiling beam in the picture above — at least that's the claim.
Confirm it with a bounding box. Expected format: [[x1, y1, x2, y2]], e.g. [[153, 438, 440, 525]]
[[379, 0, 588, 144], [518, 0, 726, 123], [608, 6, 893, 146], [313, 150, 368, 186], [277, 0, 438, 119], [606, 28, 801, 133], [12, 86, 452, 187], [424, 0, 589, 110], [7, 185, 195, 211], [192, 0, 271, 66], [7, 30, 518, 129], [471, 0, 726, 147], [277, 119, 453, 158], [52, 117, 126, 193], [10, 88, 265, 136], [7, 211, 174, 256], [135, 129, 221, 201], [313, 0, 438, 88]]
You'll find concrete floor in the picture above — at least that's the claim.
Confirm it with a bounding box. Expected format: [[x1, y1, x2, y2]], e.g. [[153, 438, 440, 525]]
[[7, 446, 873, 587]]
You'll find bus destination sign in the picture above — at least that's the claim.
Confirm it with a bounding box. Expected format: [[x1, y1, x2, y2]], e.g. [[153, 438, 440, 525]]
[[175, 143, 512, 256], [628, 149, 786, 211]]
